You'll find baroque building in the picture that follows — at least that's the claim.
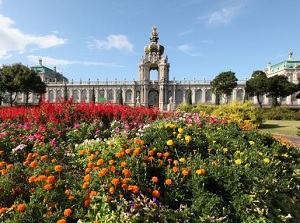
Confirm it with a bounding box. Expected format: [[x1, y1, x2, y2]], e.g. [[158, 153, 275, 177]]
[[11, 27, 300, 109]]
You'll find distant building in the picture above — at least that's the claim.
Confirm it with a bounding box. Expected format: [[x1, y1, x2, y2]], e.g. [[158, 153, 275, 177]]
[[8, 27, 300, 108]]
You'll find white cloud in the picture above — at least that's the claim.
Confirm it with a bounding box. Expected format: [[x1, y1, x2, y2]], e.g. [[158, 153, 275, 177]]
[[200, 1, 247, 26], [207, 6, 238, 25], [88, 34, 133, 52], [27, 55, 124, 68], [0, 13, 67, 59], [178, 44, 200, 57]]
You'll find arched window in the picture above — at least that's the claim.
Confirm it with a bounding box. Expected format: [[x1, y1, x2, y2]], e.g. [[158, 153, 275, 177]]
[[48, 90, 54, 102], [56, 90, 62, 100], [175, 89, 183, 104], [237, 89, 244, 101], [107, 90, 114, 101], [81, 90, 87, 102], [195, 89, 202, 103], [73, 90, 79, 102], [126, 90, 132, 102], [205, 89, 212, 103]]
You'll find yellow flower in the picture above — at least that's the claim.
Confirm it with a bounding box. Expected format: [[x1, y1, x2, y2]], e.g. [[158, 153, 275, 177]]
[[177, 134, 182, 139], [196, 168, 206, 175], [235, 159, 242, 165], [263, 158, 270, 164], [258, 152, 263, 156], [223, 148, 228, 153], [282, 153, 288, 158], [167, 140, 174, 146], [179, 157, 186, 163], [185, 135, 192, 143], [178, 128, 184, 134], [249, 141, 255, 145]]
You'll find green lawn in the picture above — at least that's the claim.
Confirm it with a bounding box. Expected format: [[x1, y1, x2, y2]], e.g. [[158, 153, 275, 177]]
[[259, 120, 300, 136]]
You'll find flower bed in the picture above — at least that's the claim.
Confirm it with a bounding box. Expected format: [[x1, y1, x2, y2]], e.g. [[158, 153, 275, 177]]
[[0, 102, 299, 222]]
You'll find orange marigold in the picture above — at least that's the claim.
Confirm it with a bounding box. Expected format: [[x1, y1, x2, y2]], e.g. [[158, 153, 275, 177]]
[[108, 159, 114, 165], [90, 190, 97, 197], [17, 203, 26, 212], [30, 160, 38, 168], [87, 162, 94, 168], [84, 174, 90, 182], [152, 189, 160, 198], [165, 179, 172, 186], [182, 169, 189, 176], [84, 198, 90, 207], [40, 155, 48, 161], [37, 175, 47, 182], [46, 175, 56, 183], [54, 165, 63, 172], [148, 150, 154, 156], [122, 169, 131, 177], [65, 189, 71, 195], [57, 219, 66, 223], [151, 176, 158, 183], [111, 178, 120, 186], [96, 158, 104, 166], [44, 183, 52, 191], [121, 161, 128, 167], [98, 168, 108, 177], [63, 208, 72, 216], [133, 148, 141, 156], [28, 176, 37, 183], [0, 207, 8, 214], [128, 185, 139, 194], [109, 186, 115, 194]]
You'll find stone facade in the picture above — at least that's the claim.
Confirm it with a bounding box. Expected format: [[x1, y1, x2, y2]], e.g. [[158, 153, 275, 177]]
[[9, 27, 300, 109]]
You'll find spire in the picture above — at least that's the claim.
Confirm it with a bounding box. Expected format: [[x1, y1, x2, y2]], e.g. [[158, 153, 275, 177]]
[[144, 26, 164, 56]]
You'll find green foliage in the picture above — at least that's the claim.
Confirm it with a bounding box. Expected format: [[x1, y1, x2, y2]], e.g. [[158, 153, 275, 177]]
[[187, 85, 192, 105], [0, 63, 45, 106], [211, 101, 264, 126], [175, 104, 193, 112], [245, 70, 268, 108], [266, 75, 298, 107], [211, 71, 238, 104], [260, 107, 300, 120]]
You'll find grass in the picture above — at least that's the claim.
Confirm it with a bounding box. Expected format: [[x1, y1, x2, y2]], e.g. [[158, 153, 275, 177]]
[[259, 120, 300, 136]]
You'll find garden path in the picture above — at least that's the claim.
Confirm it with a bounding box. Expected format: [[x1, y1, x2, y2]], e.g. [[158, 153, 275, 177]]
[[273, 134, 300, 148]]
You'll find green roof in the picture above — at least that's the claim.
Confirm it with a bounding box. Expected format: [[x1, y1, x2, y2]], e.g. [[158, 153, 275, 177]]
[[31, 64, 54, 75], [271, 58, 300, 72]]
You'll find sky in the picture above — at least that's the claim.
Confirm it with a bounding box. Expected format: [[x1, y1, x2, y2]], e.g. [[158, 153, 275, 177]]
[[0, 0, 300, 82]]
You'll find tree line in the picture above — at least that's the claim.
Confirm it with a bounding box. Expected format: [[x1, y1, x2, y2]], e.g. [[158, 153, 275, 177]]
[[210, 70, 300, 107], [0, 63, 46, 106], [0, 63, 299, 107]]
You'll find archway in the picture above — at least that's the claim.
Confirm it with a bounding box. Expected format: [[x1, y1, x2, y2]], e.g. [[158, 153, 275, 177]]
[[148, 90, 159, 108]]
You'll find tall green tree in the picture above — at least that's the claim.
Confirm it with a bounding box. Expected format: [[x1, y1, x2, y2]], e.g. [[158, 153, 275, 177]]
[[118, 88, 123, 105], [0, 64, 22, 106], [64, 84, 68, 101], [0, 63, 46, 106], [266, 75, 298, 107], [245, 70, 268, 108], [211, 71, 237, 104], [15, 66, 46, 105], [91, 87, 96, 103], [186, 85, 192, 105]]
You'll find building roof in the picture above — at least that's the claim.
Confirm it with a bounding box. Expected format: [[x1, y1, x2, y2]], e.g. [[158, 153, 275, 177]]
[[270, 52, 300, 72]]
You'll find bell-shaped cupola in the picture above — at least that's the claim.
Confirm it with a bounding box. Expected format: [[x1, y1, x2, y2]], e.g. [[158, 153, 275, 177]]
[[144, 27, 164, 56]]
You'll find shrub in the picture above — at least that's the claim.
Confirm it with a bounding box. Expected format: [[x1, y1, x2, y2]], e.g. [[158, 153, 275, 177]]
[[261, 107, 300, 120], [211, 101, 264, 127]]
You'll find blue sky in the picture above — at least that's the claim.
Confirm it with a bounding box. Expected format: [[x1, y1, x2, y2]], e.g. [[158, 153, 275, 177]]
[[0, 0, 299, 82]]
